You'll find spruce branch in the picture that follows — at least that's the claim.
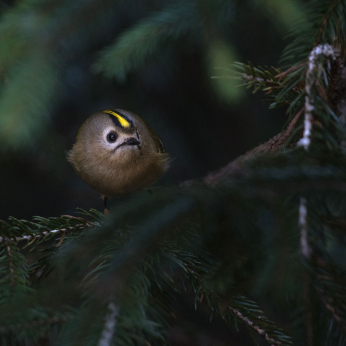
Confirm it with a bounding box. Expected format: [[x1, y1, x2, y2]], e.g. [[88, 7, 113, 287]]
[[159, 246, 292, 345], [166, 247, 292, 345], [228, 305, 285, 346], [180, 258, 292, 346], [215, 46, 343, 190], [0, 225, 87, 245], [281, 0, 346, 65], [61, 208, 292, 346], [0, 216, 92, 245], [233, 62, 304, 111]]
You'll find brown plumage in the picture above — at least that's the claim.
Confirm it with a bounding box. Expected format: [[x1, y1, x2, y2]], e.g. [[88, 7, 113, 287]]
[[67, 109, 169, 200]]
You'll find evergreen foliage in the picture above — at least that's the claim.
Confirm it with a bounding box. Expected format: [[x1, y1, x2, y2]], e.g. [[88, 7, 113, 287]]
[[2, 0, 346, 345]]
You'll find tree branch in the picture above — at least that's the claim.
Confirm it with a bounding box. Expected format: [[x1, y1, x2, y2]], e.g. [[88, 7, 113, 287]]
[[0, 223, 89, 245], [228, 306, 283, 346]]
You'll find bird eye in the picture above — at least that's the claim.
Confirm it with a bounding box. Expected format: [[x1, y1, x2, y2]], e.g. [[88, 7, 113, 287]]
[[107, 132, 117, 143]]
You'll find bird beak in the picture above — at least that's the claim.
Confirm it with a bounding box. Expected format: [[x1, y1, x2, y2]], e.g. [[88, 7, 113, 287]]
[[125, 137, 140, 146], [113, 137, 141, 151]]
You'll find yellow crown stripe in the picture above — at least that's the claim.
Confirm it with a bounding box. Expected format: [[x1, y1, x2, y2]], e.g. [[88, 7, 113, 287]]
[[104, 110, 131, 128]]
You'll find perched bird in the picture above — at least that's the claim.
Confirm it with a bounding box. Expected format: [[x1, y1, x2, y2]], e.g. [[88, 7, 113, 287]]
[[68, 109, 169, 209]]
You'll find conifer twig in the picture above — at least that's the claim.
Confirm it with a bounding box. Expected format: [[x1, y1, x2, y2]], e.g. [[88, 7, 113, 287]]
[[0, 224, 90, 245], [181, 259, 291, 345], [228, 306, 282, 346], [288, 107, 304, 131], [242, 74, 274, 83]]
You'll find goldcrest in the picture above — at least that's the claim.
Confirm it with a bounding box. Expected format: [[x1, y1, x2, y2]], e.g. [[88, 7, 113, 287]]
[[68, 109, 169, 207]]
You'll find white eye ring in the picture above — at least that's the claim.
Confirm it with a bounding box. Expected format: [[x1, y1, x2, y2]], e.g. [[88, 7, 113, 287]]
[[103, 127, 117, 143]]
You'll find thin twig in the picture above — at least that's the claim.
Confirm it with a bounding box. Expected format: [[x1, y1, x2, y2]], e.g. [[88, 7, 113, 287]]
[[56, 231, 66, 247], [285, 107, 304, 136], [276, 63, 306, 80], [228, 306, 281, 346], [242, 74, 274, 83]]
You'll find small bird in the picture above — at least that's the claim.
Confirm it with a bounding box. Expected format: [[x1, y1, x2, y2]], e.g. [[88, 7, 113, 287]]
[[68, 109, 169, 210]]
